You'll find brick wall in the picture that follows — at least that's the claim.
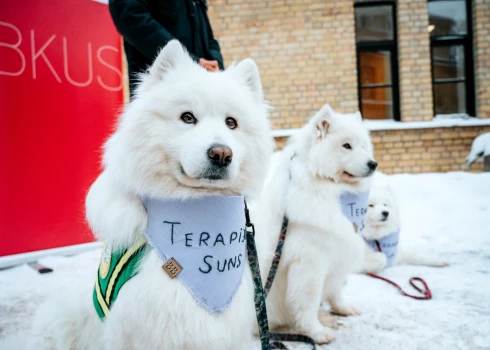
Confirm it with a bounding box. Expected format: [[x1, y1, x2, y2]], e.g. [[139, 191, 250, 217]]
[[208, 0, 358, 129], [474, 0, 490, 118], [208, 0, 439, 125], [371, 126, 490, 173], [396, 0, 433, 121]]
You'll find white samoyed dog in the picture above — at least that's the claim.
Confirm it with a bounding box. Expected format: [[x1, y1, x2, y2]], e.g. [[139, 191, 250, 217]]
[[253, 104, 377, 344], [28, 40, 274, 350], [363, 183, 449, 273]]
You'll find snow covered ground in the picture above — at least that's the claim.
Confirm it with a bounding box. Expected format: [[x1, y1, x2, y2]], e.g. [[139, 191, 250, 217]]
[[1, 172, 489, 350]]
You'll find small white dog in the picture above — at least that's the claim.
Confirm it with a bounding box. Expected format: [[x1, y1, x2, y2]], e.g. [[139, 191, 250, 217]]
[[363, 184, 449, 274], [253, 104, 376, 344], [28, 40, 274, 350]]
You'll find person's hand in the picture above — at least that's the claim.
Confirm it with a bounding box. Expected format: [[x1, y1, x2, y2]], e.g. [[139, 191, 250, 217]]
[[199, 58, 219, 72]]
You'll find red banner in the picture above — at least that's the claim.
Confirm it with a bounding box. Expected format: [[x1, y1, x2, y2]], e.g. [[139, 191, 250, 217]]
[[0, 0, 123, 256]]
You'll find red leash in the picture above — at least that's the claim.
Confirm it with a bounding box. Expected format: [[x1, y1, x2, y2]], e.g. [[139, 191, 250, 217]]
[[367, 241, 432, 300], [366, 273, 432, 300]]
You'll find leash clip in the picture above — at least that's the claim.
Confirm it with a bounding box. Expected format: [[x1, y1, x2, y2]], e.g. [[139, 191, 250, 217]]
[[244, 200, 255, 237]]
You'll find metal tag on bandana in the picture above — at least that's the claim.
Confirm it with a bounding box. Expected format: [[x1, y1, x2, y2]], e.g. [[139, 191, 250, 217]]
[[365, 231, 400, 268], [340, 190, 370, 234], [144, 196, 246, 313]]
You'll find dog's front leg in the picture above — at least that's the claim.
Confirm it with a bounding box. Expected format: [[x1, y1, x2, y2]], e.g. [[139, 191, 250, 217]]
[[86, 171, 148, 250], [286, 261, 336, 344]]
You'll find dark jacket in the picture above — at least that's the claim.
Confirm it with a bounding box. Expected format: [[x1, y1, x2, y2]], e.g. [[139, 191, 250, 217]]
[[109, 0, 224, 93]]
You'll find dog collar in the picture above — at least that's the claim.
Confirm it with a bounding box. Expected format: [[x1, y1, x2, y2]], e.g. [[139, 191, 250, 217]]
[[364, 230, 400, 268], [144, 195, 247, 313], [339, 190, 370, 234]]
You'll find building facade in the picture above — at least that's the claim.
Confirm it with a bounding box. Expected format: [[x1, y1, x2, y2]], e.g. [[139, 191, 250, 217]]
[[206, 0, 490, 173]]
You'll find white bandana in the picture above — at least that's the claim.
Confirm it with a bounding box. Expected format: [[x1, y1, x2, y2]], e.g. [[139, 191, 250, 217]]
[[365, 231, 400, 268], [339, 190, 370, 234], [143, 196, 247, 313]]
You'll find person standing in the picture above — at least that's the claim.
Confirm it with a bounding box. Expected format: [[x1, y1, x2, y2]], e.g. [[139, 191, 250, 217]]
[[109, 0, 224, 95]]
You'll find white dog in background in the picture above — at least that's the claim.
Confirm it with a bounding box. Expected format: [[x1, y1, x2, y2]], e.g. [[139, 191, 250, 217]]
[[253, 105, 377, 344], [28, 41, 274, 350], [363, 183, 449, 274]]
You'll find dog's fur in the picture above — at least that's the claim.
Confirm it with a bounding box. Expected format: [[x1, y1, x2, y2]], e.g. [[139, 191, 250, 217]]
[[363, 184, 449, 273], [253, 105, 376, 344], [28, 40, 274, 350]]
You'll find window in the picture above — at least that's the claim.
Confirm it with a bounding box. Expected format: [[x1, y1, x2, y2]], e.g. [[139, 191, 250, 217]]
[[355, 1, 400, 120], [428, 0, 475, 116]]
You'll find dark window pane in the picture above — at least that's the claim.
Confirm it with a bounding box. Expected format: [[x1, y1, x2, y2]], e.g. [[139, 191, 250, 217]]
[[434, 82, 466, 114], [429, 1, 467, 37], [355, 5, 394, 42], [432, 45, 465, 80], [361, 87, 393, 120], [359, 51, 392, 86]]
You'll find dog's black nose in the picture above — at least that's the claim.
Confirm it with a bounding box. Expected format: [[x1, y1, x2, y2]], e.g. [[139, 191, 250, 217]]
[[367, 160, 378, 171], [207, 144, 233, 167], [382, 211, 389, 218]]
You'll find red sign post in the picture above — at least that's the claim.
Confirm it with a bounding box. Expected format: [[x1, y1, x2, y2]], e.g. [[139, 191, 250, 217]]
[[0, 0, 123, 256]]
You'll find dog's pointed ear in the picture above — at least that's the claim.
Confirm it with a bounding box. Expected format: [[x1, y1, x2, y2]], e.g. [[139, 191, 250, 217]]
[[149, 40, 192, 81], [315, 104, 335, 139], [231, 58, 263, 101], [353, 111, 362, 122]]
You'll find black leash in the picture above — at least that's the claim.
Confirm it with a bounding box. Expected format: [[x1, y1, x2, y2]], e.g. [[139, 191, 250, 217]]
[[264, 215, 316, 350], [244, 200, 271, 350], [262, 152, 316, 350], [245, 201, 315, 350], [264, 216, 289, 297]]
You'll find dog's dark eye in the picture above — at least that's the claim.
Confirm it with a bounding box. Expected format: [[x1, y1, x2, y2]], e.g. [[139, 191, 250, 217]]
[[226, 117, 238, 130], [181, 112, 197, 124], [368, 204, 374, 207], [343, 143, 352, 150]]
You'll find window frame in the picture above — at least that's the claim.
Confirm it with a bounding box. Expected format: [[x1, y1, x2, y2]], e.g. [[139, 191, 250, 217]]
[[428, 0, 475, 116], [355, 1, 400, 121]]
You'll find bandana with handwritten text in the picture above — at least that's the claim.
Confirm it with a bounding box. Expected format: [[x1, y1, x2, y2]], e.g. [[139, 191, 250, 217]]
[[364, 231, 400, 268], [143, 196, 247, 313], [339, 190, 370, 234]]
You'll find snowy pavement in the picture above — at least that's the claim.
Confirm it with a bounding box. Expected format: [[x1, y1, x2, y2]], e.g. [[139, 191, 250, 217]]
[[1, 172, 490, 350]]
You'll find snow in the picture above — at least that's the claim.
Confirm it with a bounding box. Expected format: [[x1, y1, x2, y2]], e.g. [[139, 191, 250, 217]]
[[1, 172, 490, 350], [467, 132, 490, 165]]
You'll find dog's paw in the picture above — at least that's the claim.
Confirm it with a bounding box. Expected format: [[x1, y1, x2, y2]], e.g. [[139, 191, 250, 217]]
[[331, 305, 360, 317], [309, 326, 336, 345], [364, 252, 387, 274], [318, 310, 338, 329]]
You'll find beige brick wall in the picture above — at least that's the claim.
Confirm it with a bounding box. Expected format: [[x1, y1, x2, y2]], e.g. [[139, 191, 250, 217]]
[[372, 126, 490, 173], [474, 0, 490, 118], [208, 0, 359, 129], [396, 0, 433, 121], [209, 0, 438, 124]]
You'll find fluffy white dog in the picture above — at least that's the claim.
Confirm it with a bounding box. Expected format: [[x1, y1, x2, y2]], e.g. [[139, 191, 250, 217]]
[[363, 184, 449, 273], [28, 40, 274, 350], [253, 105, 377, 344]]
